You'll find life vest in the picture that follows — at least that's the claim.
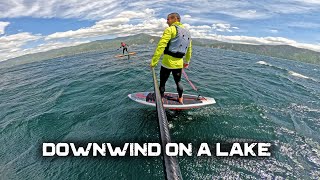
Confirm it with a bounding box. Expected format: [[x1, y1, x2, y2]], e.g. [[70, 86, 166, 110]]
[[121, 42, 126, 47], [164, 25, 191, 58]]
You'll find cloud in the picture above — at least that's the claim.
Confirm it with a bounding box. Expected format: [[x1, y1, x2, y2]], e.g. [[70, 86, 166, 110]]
[[215, 36, 297, 45], [295, 0, 320, 5], [260, 0, 320, 15], [45, 9, 166, 41], [217, 9, 269, 19], [0, 0, 125, 20], [270, 29, 278, 33], [0, 39, 89, 61], [45, 17, 131, 40], [0, 32, 42, 60], [184, 23, 239, 33], [0, 0, 303, 21], [288, 22, 320, 29], [0, 22, 10, 35], [0, 32, 90, 61], [0, 32, 41, 50], [24, 40, 90, 54], [1, 0, 318, 24], [265, 4, 316, 14], [116, 8, 155, 19], [212, 23, 239, 32], [196, 34, 320, 52]]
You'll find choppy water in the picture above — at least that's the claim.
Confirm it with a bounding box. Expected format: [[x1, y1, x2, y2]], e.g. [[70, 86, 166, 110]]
[[0, 45, 320, 179]]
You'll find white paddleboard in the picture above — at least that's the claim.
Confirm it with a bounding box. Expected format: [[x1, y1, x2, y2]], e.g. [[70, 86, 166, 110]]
[[128, 92, 216, 110]]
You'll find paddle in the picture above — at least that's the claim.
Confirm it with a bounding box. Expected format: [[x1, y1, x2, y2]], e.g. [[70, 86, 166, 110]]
[[182, 69, 205, 100], [182, 69, 198, 91]]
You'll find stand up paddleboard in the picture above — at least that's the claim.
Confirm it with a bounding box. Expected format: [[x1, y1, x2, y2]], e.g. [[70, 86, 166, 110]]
[[115, 52, 136, 58], [128, 92, 216, 110]]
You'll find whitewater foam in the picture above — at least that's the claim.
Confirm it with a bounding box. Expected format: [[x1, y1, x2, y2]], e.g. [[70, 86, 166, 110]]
[[256, 61, 272, 66], [288, 71, 310, 79], [257, 61, 318, 82]]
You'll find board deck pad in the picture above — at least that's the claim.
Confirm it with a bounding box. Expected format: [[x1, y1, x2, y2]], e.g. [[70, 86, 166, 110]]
[[115, 52, 136, 58], [128, 92, 216, 110], [146, 93, 203, 105]]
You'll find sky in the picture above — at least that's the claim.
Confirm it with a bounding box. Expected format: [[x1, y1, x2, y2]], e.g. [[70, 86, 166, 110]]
[[0, 0, 320, 61]]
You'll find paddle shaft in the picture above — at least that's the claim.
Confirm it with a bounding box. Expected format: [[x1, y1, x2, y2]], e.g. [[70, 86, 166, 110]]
[[182, 69, 198, 92], [152, 68, 183, 180]]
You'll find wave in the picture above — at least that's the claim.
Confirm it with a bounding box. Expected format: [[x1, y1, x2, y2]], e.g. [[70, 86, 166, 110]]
[[288, 71, 310, 79], [256, 60, 286, 71], [288, 71, 319, 83], [256, 61, 318, 82], [256, 61, 272, 66]]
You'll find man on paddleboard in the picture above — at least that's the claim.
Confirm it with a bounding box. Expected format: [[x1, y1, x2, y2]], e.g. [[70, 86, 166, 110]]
[[119, 42, 129, 55], [150, 13, 192, 104]]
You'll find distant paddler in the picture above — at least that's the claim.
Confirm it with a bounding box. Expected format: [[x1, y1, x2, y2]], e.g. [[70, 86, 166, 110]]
[[150, 12, 192, 104], [117, 42, 129, 55]]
